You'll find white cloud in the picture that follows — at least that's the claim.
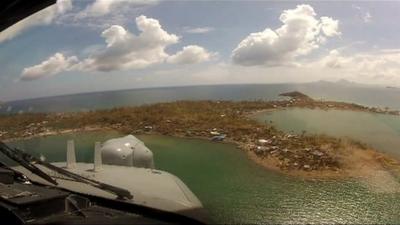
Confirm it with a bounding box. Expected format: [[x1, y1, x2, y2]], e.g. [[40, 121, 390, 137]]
[[77, 0, 158, 18], [147, 62, 328, 87], [320, 17, 340, 37], [363, 12, 372, 23], [318, 49, 348, 68], [310, 49, 400, 82], [167, 45, 214, 64], [20, 53, 77, 81], [184, 27, 215, 34], [20, 15, 215, 80], [0, 0, 72, 43], [352, 5, 372, 23], [78, 15, 179, 71], [231, 4, 340, 66]]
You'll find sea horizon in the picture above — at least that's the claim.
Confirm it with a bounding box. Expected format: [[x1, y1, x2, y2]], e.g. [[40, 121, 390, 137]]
[[2, 80, 400, 114]]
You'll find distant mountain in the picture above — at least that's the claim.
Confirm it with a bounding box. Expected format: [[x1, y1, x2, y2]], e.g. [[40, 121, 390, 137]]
[[336, 79, 357, 85], [312, 79, 379, 88]]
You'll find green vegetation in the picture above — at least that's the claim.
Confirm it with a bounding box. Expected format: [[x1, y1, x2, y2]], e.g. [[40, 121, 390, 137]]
[[0, 92, 398, 177]]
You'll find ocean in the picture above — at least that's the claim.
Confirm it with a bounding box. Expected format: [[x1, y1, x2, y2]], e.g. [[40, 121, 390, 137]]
[[4, 82, 400, 223], [3, 81, 400, 114]]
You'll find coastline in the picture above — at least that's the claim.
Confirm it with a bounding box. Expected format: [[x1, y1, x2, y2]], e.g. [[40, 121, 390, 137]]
[[5, 125, 399, 181], [1, 93, 400, 180]]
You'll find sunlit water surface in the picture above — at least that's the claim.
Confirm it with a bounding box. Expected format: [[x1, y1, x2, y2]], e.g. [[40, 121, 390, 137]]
[[4, 82, 400, 113], [253, 108, 400, 158], [8, 131, 400, 224]]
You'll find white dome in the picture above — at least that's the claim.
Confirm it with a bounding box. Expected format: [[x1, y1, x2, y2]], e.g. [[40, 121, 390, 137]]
[[101, 135, 154, 169]]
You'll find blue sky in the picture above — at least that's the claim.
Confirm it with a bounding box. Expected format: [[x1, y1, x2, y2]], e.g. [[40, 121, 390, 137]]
[[1, 0, 400, 101]]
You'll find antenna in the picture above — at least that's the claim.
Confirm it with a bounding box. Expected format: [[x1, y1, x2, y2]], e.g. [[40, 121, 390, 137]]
[[94, 142, 102, 171], [66, 140, 76, 169]]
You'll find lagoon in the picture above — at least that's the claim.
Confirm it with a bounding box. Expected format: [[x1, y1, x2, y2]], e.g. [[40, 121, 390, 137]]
[[8, 131, 400, 224], [253, 108, 400, 158]]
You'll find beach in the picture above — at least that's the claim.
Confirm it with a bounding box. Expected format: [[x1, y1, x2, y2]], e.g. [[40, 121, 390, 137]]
[[1, 92, 400, 179]]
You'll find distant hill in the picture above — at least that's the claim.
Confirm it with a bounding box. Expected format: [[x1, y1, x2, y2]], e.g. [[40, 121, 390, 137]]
[[336, 79, 357, 86], [313, 79, 387, 89], [279, 91, 313, 101], [313, 79, 367, 87]]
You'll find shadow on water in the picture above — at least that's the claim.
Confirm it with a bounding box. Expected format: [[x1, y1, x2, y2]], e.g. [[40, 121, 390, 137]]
[[7, 131, 400, 224]]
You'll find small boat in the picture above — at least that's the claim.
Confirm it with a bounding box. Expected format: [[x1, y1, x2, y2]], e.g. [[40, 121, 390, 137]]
[[211, 134, 226, 141]]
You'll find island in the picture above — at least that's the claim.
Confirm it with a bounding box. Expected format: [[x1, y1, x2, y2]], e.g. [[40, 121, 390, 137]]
[[279, 91, 314, 101], [1, 92, 399, 179]]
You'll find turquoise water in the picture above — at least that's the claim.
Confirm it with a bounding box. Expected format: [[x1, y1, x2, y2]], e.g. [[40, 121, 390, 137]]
[[254, 108, 400, 158], [8, 131, 400, 224]]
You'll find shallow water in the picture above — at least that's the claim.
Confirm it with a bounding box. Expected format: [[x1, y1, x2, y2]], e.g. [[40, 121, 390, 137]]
[[253, 108, 400, 158], [8, 131, 400, 224]]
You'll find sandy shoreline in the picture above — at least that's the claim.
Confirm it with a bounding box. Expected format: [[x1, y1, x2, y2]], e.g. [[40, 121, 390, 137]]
[[4, 122, 400, 181], [2, 94, 400, 180], [2, 126, 108, 143]]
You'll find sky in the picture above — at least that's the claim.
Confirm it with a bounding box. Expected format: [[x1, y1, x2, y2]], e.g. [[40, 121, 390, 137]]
[[1, 0, 400, 101]]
